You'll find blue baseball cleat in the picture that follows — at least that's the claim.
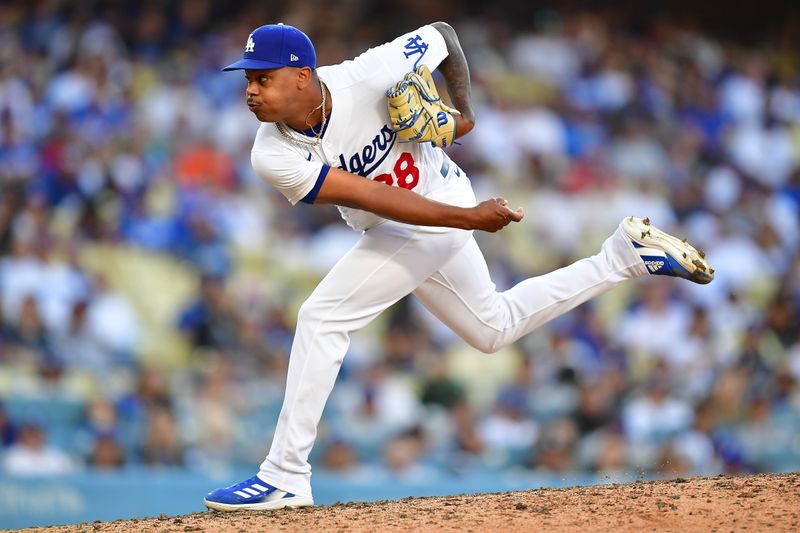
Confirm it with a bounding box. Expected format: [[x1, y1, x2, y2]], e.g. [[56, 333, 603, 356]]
[[204, 475, 313, 512], [622, 216, 714, 285]]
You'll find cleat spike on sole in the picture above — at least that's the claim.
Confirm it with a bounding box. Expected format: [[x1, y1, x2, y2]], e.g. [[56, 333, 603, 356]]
[[682, 238, 688, 244], [683, 253, 687, 258], [643, 217, 650, 225], [699, 250, 706, 259], [709, 268, 715, 275]]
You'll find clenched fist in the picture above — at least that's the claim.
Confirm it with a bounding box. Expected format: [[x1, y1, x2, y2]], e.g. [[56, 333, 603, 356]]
[[469, 198, 524, 232]]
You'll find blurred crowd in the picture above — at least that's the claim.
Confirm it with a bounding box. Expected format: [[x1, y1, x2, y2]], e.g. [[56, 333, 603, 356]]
[[1, 0, 799, 481]]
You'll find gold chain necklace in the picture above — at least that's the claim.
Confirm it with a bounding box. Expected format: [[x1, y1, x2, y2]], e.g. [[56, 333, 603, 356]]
[[275, 79, 327, 147]]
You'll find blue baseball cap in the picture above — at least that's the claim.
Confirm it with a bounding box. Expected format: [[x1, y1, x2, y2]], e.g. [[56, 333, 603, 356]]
[[222, 23, 316, 71]]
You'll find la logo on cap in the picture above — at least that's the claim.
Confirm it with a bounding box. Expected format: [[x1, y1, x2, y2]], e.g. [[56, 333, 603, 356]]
[[245, 33, 255, 53]]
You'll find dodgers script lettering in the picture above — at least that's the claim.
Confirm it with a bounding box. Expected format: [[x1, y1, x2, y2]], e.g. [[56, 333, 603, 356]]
[[337, 125, 397, 176]]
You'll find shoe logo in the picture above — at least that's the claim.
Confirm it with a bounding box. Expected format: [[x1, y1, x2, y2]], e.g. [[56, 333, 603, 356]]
[[645, 260, 664, 273]]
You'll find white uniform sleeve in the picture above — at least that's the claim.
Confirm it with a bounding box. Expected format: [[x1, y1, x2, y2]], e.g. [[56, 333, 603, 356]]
[[251, 146, 328, 206], [363, 25, 449, 89]]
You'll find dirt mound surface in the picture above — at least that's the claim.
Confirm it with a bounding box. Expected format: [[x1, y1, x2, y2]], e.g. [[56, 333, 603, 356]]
[[16, 472, 800, 532]]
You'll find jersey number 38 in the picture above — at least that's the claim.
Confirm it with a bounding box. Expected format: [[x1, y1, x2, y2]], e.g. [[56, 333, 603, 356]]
[[373, 152, 419, 190]]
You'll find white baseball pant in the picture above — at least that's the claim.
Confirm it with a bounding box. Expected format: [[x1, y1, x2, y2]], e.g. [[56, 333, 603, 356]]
[[258, 198, 647, 498]]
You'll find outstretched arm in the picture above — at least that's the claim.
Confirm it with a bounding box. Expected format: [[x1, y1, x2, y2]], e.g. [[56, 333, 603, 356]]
[[431, 21, 475, 139], [315, 167, 523, 233]]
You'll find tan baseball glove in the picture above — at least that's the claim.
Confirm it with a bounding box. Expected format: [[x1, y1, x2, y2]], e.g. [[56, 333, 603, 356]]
[[386, 65, 460, 149]]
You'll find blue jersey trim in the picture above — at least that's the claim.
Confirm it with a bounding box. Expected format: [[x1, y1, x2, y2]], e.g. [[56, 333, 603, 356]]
[[300, 165, 330, 204]]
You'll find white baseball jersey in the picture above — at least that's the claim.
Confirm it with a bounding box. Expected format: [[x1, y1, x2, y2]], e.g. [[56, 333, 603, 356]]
[[250, 25, 465, 231]]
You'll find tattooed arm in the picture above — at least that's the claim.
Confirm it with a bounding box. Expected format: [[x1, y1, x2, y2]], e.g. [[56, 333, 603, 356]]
[[431, 21, 476, 138]]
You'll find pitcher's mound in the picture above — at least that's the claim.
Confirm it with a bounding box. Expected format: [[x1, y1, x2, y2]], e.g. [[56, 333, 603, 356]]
[[20, 472, 800, 532]]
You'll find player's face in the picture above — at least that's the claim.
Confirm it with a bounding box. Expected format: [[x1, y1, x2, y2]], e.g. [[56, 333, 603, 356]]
[[244, 68, 300, 122]]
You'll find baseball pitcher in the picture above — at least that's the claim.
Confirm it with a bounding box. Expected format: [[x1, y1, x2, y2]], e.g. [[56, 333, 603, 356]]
[[204, 22, 713, 511]]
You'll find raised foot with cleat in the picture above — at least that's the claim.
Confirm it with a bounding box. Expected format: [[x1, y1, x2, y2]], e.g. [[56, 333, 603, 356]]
[[622, 216, 714, 285]]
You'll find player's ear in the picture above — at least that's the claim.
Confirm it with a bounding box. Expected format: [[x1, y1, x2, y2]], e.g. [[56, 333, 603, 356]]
[[296, 67, 313, 89]]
